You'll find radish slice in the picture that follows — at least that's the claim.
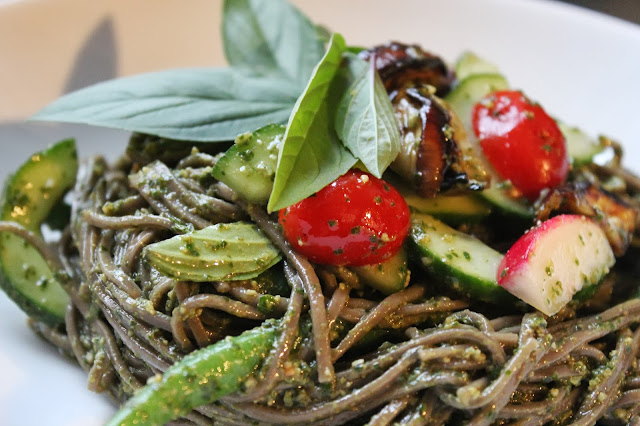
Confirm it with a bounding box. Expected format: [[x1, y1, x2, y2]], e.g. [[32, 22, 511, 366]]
[[497, 214, 615, 316]]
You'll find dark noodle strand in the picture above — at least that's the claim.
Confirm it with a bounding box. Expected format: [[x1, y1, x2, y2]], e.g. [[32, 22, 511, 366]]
[[27, 318, 72, 356], [174, 281, 212, 348], [242, 201, 336, 384], [82, 210, 177, 231], [331, 285, 425, 361], [120, 229, 157, 275], [325, 282, 350, 327], [365, 395, 414, 426], [176, 152, 218, 169], [93, 319, 143, 392], [101, 194, 147, 216], [223, 261, 305, 403], [572, 327, 640, 425], [232, 348, 424, 424]]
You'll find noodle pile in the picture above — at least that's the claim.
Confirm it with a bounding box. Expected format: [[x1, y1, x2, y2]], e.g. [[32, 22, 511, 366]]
[[11, 138, 640, 425]]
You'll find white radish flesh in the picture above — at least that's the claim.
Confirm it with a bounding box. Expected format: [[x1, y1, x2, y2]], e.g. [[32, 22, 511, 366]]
[[497, 214, 615, 316]]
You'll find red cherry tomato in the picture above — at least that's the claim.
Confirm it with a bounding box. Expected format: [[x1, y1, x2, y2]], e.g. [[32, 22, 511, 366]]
[[278, 171, 410, 266], [472, 90, 569, 200]]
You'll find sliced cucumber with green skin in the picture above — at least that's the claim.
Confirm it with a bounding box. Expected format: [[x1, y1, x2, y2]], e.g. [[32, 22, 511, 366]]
[[386, 173, 491, 225], [456, 52, 607, 171], [558, 121, 611, 167], [476, 187, 534, 220], [351, 247, 410, 295], [405, 194, 491, 225], [454, 51, 501, 81], [446, 73, 509, 133], [212, 124, 285, 204], [409, 212, 516, 304], [446, 73, 533, 220], [0, 139, 77, 325]]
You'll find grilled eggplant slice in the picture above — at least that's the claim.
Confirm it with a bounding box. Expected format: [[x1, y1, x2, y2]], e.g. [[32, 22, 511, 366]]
[[360, 42, 454, 96], [535, 181, 637, 256], [390, 85, 488, 197]]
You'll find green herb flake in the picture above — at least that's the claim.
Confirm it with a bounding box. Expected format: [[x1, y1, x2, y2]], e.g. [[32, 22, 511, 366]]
[[257, 294, 279, 314], [545, 262, 554, 277]]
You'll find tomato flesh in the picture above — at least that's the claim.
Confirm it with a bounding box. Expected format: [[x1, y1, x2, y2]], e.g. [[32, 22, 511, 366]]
[[278, 171, 410, 266], [472, 90, 569, 200]]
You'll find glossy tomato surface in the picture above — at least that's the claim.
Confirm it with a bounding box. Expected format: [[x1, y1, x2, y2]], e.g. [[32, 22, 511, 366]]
[[279, 171, 410, 266], [472, 90, 569, 200]]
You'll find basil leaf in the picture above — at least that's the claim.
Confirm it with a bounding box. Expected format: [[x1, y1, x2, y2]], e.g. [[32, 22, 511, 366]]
[[32, 68, 299, 142], [316, 24, 332, 44], [267, 34, 356, 212], [145, 222, 281, 282], [335, 54, 401, 178], [222, 0, 324, 88]]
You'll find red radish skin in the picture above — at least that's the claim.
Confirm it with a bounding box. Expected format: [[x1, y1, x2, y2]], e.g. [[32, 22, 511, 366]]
[[497, 214, 615, 316]]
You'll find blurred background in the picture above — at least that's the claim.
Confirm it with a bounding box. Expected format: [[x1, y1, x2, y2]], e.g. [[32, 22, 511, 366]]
[[0, 0, 638, 121], [560, 0, 639, 24]]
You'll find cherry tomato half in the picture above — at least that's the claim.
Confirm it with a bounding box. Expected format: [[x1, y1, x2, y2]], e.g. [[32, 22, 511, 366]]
[[472, 90, 569, 200], [278, 171, 410, 266]]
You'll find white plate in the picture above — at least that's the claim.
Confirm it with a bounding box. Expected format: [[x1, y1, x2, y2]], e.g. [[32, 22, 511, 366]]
[[0, 0, 639, 425]]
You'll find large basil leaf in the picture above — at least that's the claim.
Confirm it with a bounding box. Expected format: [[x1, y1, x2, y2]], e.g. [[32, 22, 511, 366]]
[[222, 0, 324, 88], [145, 222, 281, 282], [335, 54, 401, 178], [32, 68, 299, 142], [267, 34, 356, 212]]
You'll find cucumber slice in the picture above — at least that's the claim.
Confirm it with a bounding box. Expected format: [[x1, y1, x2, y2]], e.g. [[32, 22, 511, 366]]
[[0, 139, 77, 325], [212, 124, 285, 204], [446, 73, 533, 220], [409, 212, 515, 304], [351, 247, 410, 295], [454, 51, 500, 81], [476, 187, 534, 220], [386, 173, 491, 225], [407, 194, 492, 225], [558, 121, 610, 167], [446, 73, 509, 132]]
